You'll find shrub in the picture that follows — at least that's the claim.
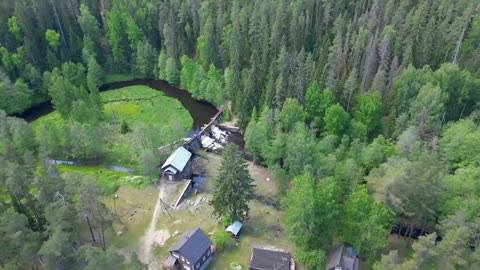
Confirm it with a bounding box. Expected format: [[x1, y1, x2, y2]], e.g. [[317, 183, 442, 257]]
[[212, 230, 231, 251]]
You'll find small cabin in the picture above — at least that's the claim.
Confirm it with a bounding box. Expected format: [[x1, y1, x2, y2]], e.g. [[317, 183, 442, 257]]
[[162, 228, 216, 270], [161, 147, 193, 181]]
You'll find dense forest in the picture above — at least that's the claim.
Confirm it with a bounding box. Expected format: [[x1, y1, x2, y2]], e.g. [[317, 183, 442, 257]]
[[0, 0, 480, 269]]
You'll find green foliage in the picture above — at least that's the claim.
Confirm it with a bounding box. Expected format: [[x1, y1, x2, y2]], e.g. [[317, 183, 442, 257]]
[[439, 119, 480, 169], [367, 154, 443, 228], [296, 249, 326, 270], [120, 120, 130, 134], [284, 123, 316, 177], [212, 230, 231, 251], [139, 149, 159, 182], [180, 55, 195, 90], [280, 99, 304, 132], [134, 41, 157, 78], [107, 11, 128, 69], [157, 50, 168, 80], [45, 30, 60, 49], [210, 144, 254, 221], [361, 135, 397, 171], [342, 186, 394, 261], [353, 92, 382, 135], [87, 56, 104, 92], [165, 57, 180, 85], [283, 175, 340, 250], [0, 209, 41, 268], [440, 166, 480, 220], [324, 104, 349, 136], [7, 16, 21, 42]]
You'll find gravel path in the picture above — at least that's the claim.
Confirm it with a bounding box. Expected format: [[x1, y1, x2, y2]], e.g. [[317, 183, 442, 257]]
[[137, 181, 167, 269]]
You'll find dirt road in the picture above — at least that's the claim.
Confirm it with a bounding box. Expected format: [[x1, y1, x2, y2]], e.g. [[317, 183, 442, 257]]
[[137, 180, 167, 269]]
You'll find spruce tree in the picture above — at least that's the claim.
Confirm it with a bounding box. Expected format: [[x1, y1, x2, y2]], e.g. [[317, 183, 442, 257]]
[[210, 143, 254, 221]]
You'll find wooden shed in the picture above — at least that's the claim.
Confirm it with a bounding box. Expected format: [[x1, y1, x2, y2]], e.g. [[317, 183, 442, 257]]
[[161, 147, 193, 181]]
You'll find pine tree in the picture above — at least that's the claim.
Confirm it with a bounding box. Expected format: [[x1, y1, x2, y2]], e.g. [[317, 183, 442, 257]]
[[210, 143, 254, 221], [87, 56, 103, 93]]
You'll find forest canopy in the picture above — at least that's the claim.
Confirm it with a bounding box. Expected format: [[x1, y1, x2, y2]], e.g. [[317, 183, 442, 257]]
[[0, 0, 479, 269]]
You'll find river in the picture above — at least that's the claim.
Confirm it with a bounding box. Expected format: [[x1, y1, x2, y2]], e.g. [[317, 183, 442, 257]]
[[16, 78, 219, 129]]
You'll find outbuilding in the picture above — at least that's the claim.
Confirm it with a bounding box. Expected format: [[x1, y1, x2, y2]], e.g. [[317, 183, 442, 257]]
[[161, 147, 193, 181], [249, 247, 295, 270], [225, 220, 244, 238]]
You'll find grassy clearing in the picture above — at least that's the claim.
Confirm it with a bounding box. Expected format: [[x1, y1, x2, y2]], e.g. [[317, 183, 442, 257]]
[[103, 74, 138, 84], [32, 86, 193, 166], [57, 165, 150, 195], [78, 185, 159, 252], [100, 86, 193, 130]]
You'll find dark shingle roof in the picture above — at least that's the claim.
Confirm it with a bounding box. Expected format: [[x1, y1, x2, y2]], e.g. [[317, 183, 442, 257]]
[[326, 244, 359, 270], [250, 248, 291, 270], [169, 228, 212, 264], [326, 244, 345, 270]]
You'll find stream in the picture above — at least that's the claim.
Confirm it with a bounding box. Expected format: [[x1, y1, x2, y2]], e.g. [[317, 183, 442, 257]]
[[17, 78, 219, 129], [15, 78, 246, 171]]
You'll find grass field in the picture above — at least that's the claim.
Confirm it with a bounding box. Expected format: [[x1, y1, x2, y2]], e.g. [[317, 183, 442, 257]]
[[33, 86, 193, 132], [100, 86, 192, 130], [32, 86, 193, 193], [56, 165, 149, 195]]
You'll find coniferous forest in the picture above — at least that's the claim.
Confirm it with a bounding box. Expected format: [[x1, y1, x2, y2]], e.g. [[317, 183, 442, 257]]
[[0, 0, 480, 269]]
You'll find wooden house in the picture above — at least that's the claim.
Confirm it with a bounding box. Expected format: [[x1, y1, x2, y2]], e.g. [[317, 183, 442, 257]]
[[162, 228, 216, 270], [326, 244, 359, 270], [161, 147, 193, 181]]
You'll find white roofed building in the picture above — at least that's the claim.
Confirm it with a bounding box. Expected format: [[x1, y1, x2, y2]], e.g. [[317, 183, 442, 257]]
[[161, 147, 193, 181]]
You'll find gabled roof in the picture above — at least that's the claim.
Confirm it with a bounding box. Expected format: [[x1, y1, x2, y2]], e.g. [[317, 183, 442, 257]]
[[169, 228, 212, 264], [326, 244, 344, 270], [250, 248, 291, 270], [161, 147, 192, 172], [326, 244, 359, 270], [226, 220, 243, 236]]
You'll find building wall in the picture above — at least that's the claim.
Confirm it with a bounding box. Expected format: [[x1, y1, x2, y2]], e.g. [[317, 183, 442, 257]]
[[173, 246, 212, 270]]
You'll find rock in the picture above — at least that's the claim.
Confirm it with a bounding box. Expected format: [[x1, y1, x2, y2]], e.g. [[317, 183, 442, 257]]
[[116, 231, 123, 236], [174, 220, 181, 224], [266, 178, 270, 182], [114, 194, 119, 199], [173, 230, 179, 237]]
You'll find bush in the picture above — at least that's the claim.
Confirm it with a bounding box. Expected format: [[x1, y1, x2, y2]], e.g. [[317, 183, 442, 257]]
[[212, 230, 231, 251], [120, 120, 130, 134], [222, 216, 234, 227], [296, 249, 325, 270]]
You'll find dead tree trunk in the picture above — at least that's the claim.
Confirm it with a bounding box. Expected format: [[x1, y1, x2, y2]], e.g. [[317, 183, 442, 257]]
[[49, 0, 68, 48], [86, 217, 97, 243], [452, 3, 480, 64]]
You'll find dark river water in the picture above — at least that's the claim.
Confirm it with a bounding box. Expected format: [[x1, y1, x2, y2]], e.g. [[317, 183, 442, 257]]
[[16, 78, 219, 129]]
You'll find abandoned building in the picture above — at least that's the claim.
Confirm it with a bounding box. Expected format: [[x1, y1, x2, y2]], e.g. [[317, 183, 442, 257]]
[[161, 146, 193, 181], [162, 228, 216, 270], [326, 244, 359, 270], [249, 247, 295, 270]]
